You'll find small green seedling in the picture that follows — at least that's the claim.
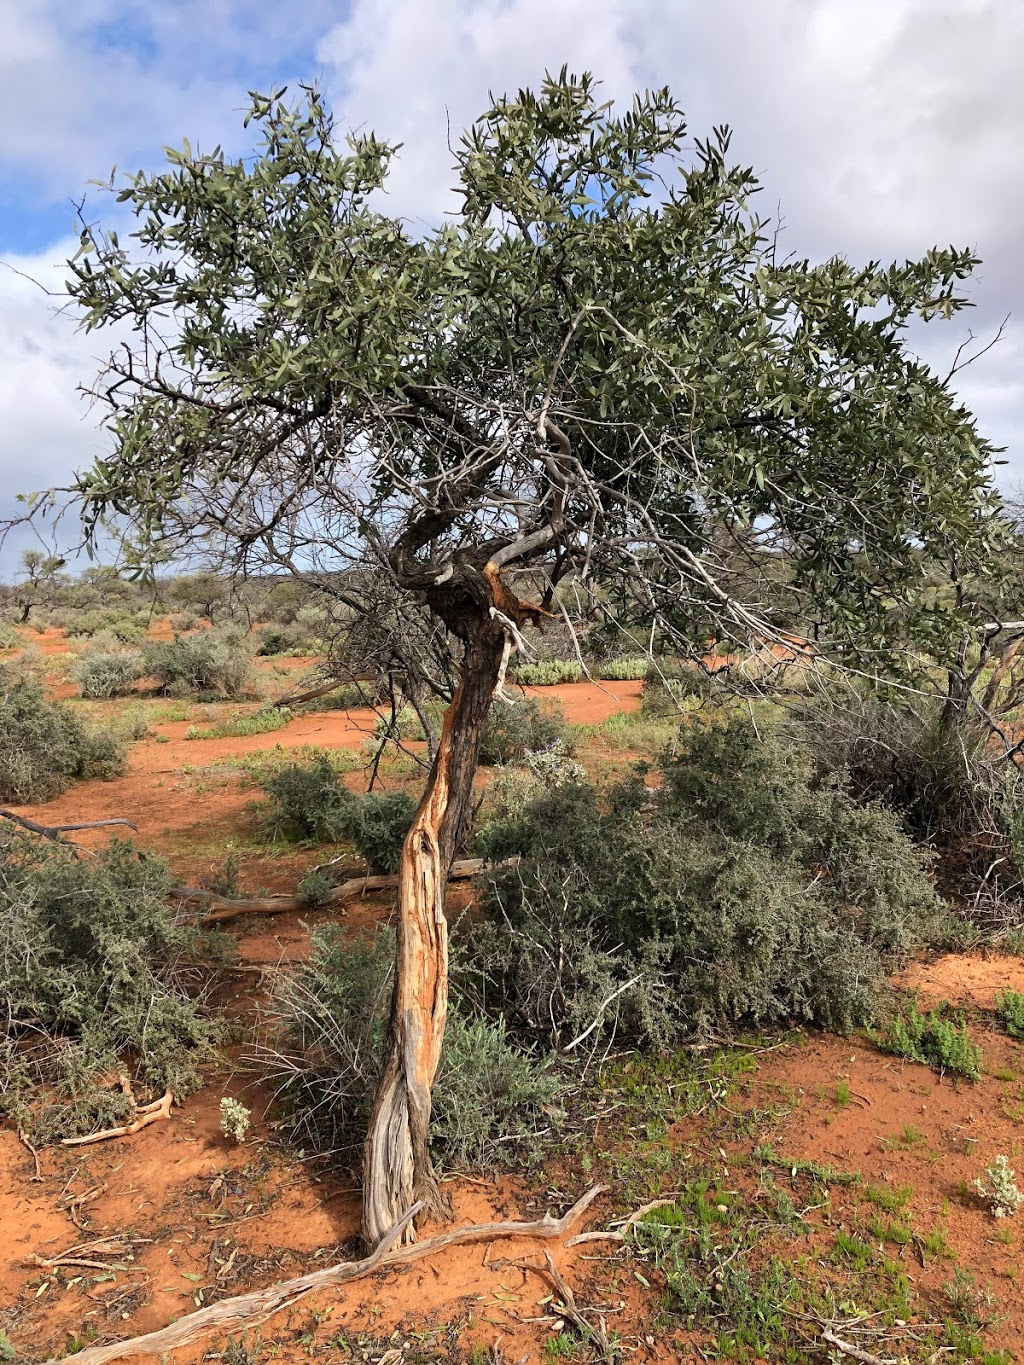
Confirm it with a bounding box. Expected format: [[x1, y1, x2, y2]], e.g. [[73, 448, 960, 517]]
[[219, 1097, 252, 1144]]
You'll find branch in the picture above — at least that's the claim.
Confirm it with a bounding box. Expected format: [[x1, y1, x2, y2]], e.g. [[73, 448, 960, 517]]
[[42, 1186, 606, 1365], [0, 810, 140, 846]]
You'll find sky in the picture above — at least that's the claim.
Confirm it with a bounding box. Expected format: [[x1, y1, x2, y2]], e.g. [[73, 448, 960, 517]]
[[1, 0, 1022, 572]]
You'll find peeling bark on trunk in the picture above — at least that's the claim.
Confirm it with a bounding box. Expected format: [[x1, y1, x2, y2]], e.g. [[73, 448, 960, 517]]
[[361, 622, 505, 1248]]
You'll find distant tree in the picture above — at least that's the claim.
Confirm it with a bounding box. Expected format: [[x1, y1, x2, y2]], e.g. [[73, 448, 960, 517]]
[[57, 73, 1000, 1245], [15, 549, 66, 623]]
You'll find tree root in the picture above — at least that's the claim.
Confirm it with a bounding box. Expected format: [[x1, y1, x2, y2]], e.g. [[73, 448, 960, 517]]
[[42, 1185, 606, 1365], [60, 1089, 173, 1147], [172, 857, 488, 924]]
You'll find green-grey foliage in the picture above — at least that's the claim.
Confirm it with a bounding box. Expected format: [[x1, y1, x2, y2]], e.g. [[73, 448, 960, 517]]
[[260, 757, 414, 869], [468, 716, 940, 1049], [266, 924, 558, 1166], [478, 696, 573, 765], [994, 988, 1024, 1042], [65, 74, 999, 679], [0, 835, 222, 1142], [512, 659, 583, 686], [877, 1001, 982, 1080], [143, 628, 254, 699], [0, 662, 127, 802], [72, 642, 144, 698]]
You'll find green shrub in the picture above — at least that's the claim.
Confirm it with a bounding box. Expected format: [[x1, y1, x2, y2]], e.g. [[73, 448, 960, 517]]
[[595, 656, 648, 681], [0, 835, 222, 1142], [143, 628, 254, 699], [513, 659, 583, 686], [265, 924, 558, 1166], [347, 791, 415, 872], [0, 663, 127, 802], [63, 609, 148, 642], [0, 622, 17, 651], [259, 758, 414, 868], [72, 644, 144, 698], [261, 754, 356, 842], [642, 661, 715, 714], [467, 716, 939, 1050], [254, 623, 316, 656], [478, 696, 574, 765], [995, 988, 1024, 1041], [877, 1002, 982, 1080], [297, 867, 335, 908]]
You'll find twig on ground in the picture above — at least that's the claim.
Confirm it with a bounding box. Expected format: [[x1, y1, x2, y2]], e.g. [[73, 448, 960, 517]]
[[821, 1329, 897, 1365], [60, 1090, 173, 1147], [17, 1127, 43, 1180], [496, 1250, 617, 1361], [40, 1186, 606, 1365], [566, 1195, 677, 1246]]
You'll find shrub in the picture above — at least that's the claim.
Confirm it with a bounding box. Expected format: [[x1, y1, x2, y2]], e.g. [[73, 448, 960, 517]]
[[219, 1097, 252, 1143], [973, 1155, 1023, 1218], [0, 835, 222, 1142], [261, 754, 356, 842], [478, 696, 573, 765], [254, 623, 316, 656], [0, 622, 17, 651], [143, 628, 254, 699], [0, 663, 127, 802], [995, 988, 1024, 1041], [877, 1002, 982, 1080], [595, 656, 648, 681], [62, 609, 148, 641], [259, 758, 414, 868], [347, 791, 415, 872], [72, 643, 144, 698], [642, 661, 716, 714], [264, 924, 558, 1166], [297, 867, 334, 908], [513, 659, 583, 686], [467, 716, 939, 1051]]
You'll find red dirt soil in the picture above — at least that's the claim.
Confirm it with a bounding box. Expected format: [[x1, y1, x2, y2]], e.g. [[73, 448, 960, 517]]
[[3, 646, 1024, 1362]]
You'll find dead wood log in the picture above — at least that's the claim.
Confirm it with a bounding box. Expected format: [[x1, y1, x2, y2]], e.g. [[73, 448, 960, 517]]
[[171, 857, 488, 924], [41, 1185, 606, 1365]]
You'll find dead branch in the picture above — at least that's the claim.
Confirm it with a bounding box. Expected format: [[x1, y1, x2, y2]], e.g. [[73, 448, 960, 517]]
[[821, 1329, 896, 1365], [172, 857, 488, 924], [565, 1195, 677, 1247], [0, 810, 139, 844], [60, 1089, 173, 1148], [41, 1185, 606, 1365], [497, 1250, 616, 1361], [17, 1127, 43, 1180]]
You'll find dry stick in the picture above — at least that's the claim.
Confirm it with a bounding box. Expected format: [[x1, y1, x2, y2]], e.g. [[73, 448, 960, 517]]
[[172, 857, 487, 924], [60, 1090, 173, 1148], [499, 1250, 615, 1361], [820, 1329, 896, 1365], [565, 1196, 677, 1247], [17, 1127, 43, 1181], [42, 1186, 606, 1365], [0, 810, 140, 842]]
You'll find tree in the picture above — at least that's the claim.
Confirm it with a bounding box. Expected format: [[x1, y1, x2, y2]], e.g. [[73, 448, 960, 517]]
[[58, 73, 1000, 1245], [15, 549, 66, 623]]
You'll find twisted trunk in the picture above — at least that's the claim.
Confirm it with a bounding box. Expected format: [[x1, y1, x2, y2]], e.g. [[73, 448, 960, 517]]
[[361, 621, 505, 1248]]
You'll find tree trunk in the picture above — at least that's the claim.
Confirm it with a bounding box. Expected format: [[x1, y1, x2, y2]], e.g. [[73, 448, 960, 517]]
[[361, 623, 505, 1248]]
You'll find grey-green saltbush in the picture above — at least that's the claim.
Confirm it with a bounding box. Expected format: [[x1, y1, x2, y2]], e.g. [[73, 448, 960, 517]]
[[143, 627, 254, 699], [468, 716, 941, 1051]]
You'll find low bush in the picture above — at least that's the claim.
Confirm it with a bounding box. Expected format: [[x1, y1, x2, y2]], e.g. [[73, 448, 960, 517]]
[[595, 656, 648, 681], [466, 716, 940, 1051], [0, 663, 127, 802], [512, 659, 583, 686], [0, 835, 222, 1142], [478, 696, 574, 765], [260, 757, 414, 869], [264, 924, 558, 1167], [72, 643, 144, 699], [995, 988, 1024, 1041], [877, 1001, 982, 1080], [0, 622, 17, 651], [143, 628, 255, 699], [254, 623, 317, 656], [642, 660, 716, 714], [62, 609, 148, 642]]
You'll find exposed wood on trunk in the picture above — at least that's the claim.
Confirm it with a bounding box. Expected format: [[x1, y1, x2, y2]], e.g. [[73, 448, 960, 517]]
[[43, 1186, 606, 1365], [361, 620, 506, 1248], [169, 859, 487, 924]]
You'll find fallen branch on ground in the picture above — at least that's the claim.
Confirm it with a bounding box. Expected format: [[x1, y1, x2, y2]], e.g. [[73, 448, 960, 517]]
[[60, 1089, 173, 1148], [17, 1127, 42, 1180], [565, 1196, 678, 1246], [499, 1249, 617, 1360], [42, 1185, 606, 1365], [1, 809, 139, 847], [821, 1330, 896, 1365], [172, 857, 488, 924]]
